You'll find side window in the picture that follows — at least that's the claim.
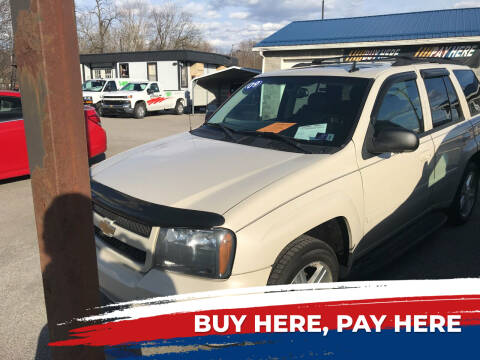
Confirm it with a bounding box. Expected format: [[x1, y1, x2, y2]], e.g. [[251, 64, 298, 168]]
[[444, 76, 464, 122], [149, 83, 160, 93], [0, 96, 23, 121], [375, 79, 423, 133], [453, 69, 480, 116], [424, 77, 452, 128], [424, 76, 464, 128]]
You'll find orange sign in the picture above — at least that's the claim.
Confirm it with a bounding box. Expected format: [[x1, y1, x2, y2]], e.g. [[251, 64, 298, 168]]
[[257, 123, 296, 134]]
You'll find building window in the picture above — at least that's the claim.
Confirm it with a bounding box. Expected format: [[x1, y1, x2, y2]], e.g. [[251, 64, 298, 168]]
[[147, 62, 158, 81], [180, 62, 188, 88], [119, 63, 129, 78], [105, 69, 113, 79], [94, 69, 102, 79]]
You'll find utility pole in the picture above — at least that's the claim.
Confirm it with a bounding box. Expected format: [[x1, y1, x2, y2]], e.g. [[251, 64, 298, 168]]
[[10, 56, 16, 90], [9, 1, 105, 359], [322, 0, 325, 19]]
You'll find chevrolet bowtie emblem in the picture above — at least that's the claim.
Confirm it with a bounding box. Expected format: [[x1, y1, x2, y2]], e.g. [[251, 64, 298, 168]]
[[98, 219, 116, 237]]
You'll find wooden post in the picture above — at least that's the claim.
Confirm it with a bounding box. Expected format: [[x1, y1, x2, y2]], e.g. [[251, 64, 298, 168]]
[[9, 0, 105, 358]]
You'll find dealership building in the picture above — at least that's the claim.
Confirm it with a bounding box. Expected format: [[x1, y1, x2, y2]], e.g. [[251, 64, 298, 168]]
[[79, 50, 237, 90], [254, 8, 480, 75]]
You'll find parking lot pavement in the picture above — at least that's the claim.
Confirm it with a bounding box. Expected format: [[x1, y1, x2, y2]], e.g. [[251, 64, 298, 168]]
[[0, 113, 204, 360], [0, 112, 478, 358], [101, 112, 205, 157]]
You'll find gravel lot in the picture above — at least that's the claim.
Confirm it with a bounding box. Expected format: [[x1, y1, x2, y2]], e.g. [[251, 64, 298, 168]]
[[0, 112, 478, 358]]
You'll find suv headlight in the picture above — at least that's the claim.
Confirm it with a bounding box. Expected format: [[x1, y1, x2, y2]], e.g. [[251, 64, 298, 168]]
[[156, 228, 236, 279], [83, 96, 93, 103]]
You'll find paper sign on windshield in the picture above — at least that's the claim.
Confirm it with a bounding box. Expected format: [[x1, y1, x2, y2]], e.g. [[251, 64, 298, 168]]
[[257, 122, 296, 133], [294, 124, 327, 140]]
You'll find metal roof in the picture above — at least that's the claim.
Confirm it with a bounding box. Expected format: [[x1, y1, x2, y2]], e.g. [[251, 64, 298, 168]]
[[255, 8, 480, 49], [80, 50, 238, 67]]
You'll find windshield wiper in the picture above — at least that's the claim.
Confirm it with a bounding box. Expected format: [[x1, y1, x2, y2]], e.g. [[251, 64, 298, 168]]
[[205, 123, 239, 143], [236, 130, 312, 154]]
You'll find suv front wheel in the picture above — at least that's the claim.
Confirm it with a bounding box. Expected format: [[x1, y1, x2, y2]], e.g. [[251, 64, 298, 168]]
[[134, 102, 146, 119], [267, 235, 339, 285]]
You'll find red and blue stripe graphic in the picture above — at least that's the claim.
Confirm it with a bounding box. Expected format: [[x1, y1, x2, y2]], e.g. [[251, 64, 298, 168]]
[[49, 279, 480, 359]]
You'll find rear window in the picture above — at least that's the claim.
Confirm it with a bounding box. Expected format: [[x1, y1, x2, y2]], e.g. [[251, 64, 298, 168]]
[[0, 96, 22, 122], [453, 69, 480, 116]]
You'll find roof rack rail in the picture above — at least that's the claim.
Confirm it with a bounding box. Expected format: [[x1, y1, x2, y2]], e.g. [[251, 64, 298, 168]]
[[291, 55, 459, 69]]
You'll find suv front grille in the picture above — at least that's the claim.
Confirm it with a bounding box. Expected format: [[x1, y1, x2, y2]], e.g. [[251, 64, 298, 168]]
[[93, 203, 152, 237], [95, 227, 147, 264], [103, 100, 130, 106], [95, 226, 147, 264]]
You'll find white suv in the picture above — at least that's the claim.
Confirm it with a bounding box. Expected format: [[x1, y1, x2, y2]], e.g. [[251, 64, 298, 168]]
[[91, 60, 480, 301]]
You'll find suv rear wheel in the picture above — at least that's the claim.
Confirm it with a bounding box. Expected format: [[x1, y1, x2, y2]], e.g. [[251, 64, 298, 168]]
[[448, 162, 479, 225], [267, 235, 339, 285], [174, 100, 184, 115]]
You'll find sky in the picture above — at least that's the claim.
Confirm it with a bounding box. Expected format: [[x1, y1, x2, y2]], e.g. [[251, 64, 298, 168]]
[[76, 0, 480, 53]]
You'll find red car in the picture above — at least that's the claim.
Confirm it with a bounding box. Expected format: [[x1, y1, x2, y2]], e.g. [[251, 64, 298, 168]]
[[0, 90, 107, 181]]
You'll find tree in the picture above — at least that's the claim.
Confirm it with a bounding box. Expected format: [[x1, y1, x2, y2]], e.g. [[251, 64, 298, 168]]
[[232, 39, 262, 70], [112, 1, 149, 52], [0, 0, 13, 87], [149, 1, 203, 50], [76, 0, 117, 53]]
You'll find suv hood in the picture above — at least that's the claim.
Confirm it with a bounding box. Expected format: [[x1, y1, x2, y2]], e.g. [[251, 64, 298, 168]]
[[91, 132, 319, 215]]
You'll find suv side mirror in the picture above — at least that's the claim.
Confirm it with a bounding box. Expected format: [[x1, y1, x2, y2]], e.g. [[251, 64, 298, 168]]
[[368, 127, 419, 154], [147, 88, 154, 95]]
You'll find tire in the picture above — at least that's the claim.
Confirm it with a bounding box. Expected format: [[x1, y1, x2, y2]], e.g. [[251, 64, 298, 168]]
[[95, 103, 103, 117], [174, 100, 184, 115], [133, 102, 146, 119], [448, 162, 479, 225], [267, 235, 339, 285]]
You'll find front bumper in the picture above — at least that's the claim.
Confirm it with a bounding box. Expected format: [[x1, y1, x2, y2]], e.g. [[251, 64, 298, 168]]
[[96, 238, 271, 302], [101, 102, 134, 114]]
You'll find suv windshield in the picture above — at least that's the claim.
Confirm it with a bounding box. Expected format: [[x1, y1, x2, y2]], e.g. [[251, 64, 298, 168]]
[[121, 83, 148, 91], [203, 76, 371, 150], [82, 80, 106, 92]]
